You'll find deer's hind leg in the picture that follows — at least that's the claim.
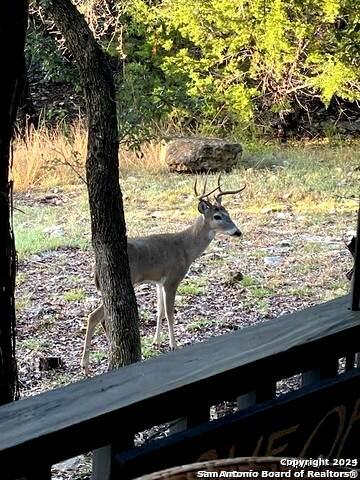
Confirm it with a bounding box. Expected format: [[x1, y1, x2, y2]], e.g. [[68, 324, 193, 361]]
[[153, 284, 166, 346], [101, 318, 109, 340], [81, 304, 105, 375]]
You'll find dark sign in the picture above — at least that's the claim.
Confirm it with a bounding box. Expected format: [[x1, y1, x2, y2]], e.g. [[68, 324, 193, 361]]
[[114, 369, 360, 478]]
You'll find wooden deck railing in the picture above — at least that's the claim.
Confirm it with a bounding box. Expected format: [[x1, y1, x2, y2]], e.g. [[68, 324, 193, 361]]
[[0, 294, 359, 480], [0, 296, 360, 480]]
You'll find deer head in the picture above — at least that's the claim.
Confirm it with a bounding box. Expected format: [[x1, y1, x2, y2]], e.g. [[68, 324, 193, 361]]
[[194, 175, 245, 237]]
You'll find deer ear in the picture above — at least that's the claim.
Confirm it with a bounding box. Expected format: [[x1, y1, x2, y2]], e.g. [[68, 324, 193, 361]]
[[198, 200, 210, 214]]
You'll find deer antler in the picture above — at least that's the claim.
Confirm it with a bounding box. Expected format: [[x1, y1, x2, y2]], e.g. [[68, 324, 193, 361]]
[[194, 174, 220, 202], [214, 174, 246, 204]]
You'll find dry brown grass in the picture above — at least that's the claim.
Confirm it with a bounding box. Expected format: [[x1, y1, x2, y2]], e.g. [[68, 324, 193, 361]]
[[12, 122, 167, 191], [119, 140, 167, 173], [13, 122, 86, 190], [12, 122, 360, 219]]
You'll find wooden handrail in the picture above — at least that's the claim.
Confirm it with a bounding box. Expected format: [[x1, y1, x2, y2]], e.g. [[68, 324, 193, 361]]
[[0, 295, 359, 478]]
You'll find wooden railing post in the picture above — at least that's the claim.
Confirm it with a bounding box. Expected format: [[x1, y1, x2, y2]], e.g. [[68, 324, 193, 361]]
[[92, 431, 134, 480], [302, 357, 338, 387], [170, 405, 209, 434], [256, 380, 276, 403], [92, 445, 112, 480], [345, 353, 356, 371], [237, 391, 256, 410], [237, 376, 276, 410]]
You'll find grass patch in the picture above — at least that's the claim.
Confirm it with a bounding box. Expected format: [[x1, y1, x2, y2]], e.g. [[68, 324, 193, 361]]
[[287, 286, 315, 297], [241, 276, 273, 300], [250, 249, 268, 259], [16, 228, 76, 258], [141, 336, 161, 360], [187, 316, 215, 332], [242, 298, 269, 315], [38, 317, 56, 330], [91, 350, 107, 363], [241, 275, 259, 287], [302, 242, 326, 254], [21, 338, 48, 352], [207, 255, 227, 266], [50, 373, 73, 388], [178, 278, 208, 296], [251, 286, 273, 299], [14, 203, 90, 258], [16, 296, 31, 312], [64, 288, 86, 302], [16, 272, 29, 285], [13, 123, 87, 190], [291, 263, 318, 275], [255, 299, 269, 315], [328, 279, 349, 293], [138, 307, 152, 322]]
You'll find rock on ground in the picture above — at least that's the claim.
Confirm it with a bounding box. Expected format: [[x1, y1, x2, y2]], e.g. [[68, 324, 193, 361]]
[[165, 137, 242, 173]]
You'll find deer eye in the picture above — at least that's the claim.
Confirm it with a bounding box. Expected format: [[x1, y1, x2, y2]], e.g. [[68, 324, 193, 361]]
[[214, 214, 222, 220]]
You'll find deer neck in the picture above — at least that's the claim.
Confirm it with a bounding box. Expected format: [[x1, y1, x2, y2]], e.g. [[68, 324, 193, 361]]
[[183, 215, 215, 262]]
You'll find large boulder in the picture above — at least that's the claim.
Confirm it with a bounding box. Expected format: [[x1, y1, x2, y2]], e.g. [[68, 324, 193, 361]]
[[165, 137, 242, 173]]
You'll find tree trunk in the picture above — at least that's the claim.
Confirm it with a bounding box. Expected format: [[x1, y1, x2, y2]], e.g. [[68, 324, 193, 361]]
[[17, 64, 39, 136], [0, 1, 28, 404], [37, 0, 141, 368]]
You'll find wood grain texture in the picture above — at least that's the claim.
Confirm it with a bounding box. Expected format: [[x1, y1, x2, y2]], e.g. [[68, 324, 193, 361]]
[[116, 370, 360, 479], [0, 295, 359, 476]]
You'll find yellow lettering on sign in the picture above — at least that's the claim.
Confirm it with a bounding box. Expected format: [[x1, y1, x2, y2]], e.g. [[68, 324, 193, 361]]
[[228, 444, 236, 458], [196, 449, 218, 462], [265, 425, 299, 456], [337, 398, 360, 456], [300, 405, 346, 458], [252, 435, 264, 456]]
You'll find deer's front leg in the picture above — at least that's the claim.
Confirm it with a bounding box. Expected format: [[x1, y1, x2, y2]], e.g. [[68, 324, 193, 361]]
[[153, 284, 165, 346], [163, 283, 178, 350]]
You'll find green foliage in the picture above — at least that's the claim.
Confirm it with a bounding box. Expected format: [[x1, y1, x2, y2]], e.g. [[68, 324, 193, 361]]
[[28, 0, 360, 134], [26, 15, 78, 84], [120, 0, 360, 133]]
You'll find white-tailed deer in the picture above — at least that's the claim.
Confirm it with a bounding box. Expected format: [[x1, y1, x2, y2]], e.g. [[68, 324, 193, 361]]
[[81, 177, 245, 374]]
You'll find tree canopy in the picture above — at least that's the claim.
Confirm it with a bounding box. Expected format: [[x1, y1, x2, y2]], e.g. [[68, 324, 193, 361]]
[[28, 0, 360, 136]]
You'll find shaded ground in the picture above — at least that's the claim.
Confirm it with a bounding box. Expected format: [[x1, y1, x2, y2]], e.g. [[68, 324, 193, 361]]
[[14, 188, 356, 479]]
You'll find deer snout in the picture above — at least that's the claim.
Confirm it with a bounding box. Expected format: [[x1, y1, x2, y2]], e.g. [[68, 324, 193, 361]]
[[226, 226, 242, 237]]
